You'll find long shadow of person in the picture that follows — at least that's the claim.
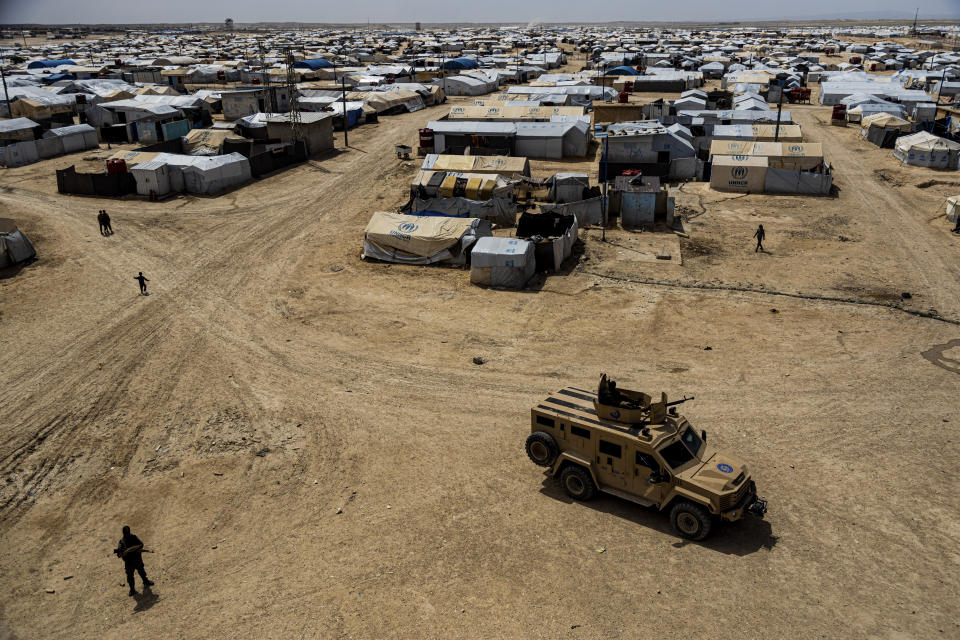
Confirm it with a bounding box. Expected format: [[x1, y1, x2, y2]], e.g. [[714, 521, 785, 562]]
[[133, 585, 159, 613]]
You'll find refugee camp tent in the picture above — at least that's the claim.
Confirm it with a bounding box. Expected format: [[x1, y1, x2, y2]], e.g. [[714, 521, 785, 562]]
[[0, 219, 37, 268], [41, 124, 98, 153], [130, 159, 172, 197], [0, 117, 41, 144], [708, 141, 824, 170], [422, 154, 530, 177], [361, 211, 491, 265], [859, 113, 912, 147], [894, 132, 960, 169], [470, 237, 536, 289], [549, 173, 590, 203], [514, 122, 566, 160], [710, 155, 768, 192], [179, 153, 253, 194], [946, 195, 960, 223]]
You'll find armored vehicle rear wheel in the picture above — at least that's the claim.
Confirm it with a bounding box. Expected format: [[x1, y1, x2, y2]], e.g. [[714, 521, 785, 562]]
[[560, 465, 596, 501], [525, 431, 558, 467], [670, 501, 713, 541]]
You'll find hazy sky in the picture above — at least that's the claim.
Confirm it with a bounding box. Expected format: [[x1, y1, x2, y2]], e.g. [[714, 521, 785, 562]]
[[1, 0, 957, 25]]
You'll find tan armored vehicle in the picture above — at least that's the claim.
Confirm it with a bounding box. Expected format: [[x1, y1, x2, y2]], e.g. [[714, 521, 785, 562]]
[[525, 375, 766, 540]]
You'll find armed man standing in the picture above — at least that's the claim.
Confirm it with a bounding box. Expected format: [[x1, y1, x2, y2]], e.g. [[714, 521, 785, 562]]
[[115, 525, 154, 596]]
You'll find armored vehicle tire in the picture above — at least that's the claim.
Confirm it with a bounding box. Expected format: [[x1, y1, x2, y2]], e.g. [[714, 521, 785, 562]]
[[525, 431, 559, 467], [560, 465, 596, 501], [670, 501, 713, 541]]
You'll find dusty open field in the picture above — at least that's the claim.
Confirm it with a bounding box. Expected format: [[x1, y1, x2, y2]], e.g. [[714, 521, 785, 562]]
[[2, 57, 960, 639]]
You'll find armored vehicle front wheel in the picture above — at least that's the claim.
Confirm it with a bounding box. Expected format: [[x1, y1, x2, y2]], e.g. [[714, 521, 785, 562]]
[[525, 431, 558, 467], [560, 465, 596, 501], [670, 501, 713, 541]]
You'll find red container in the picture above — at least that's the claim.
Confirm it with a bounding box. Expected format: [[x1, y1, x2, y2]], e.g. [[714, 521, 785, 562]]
[[624, 81, 634, 92], [106, 159, 127, 174], [617, 91, 629, 103], [418, 128, 435, 148]]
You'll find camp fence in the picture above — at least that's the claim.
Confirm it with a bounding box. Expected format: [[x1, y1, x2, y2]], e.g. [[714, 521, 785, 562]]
[[56, 165, 136, 197]]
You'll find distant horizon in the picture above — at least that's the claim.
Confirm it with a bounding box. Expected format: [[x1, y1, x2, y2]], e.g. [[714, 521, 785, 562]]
[[1, 0, 957, 27], [2, 17, 960, 28]]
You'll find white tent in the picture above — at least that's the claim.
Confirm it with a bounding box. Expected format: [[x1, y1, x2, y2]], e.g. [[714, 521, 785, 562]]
[[470, 237, 535, 288], [41, 124, 99, 153], [180, 153, 252, 194], [893, 132, 960, 169], [130, 159, 172, 197]]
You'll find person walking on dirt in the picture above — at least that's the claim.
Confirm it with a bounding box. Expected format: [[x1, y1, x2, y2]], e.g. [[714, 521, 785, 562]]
[[102, 210, 113, 235], [753, 224, 765, 252], [97, 210, 107, 235], [114, 525, 154, 596], [134, 272, 149, 295], [953, 216, 960, 234]]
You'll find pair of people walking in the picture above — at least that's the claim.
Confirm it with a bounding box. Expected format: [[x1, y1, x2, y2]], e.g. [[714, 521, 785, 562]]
[[97, 210, 113, 235]]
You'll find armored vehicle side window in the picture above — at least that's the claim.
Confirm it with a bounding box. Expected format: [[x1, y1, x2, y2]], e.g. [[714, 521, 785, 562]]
[[659, 441, 694, 469], [570, 425, 591, 439], [536, 416, 555, 428], [636, 452, 658, 469], [598, 440, 622, 458]]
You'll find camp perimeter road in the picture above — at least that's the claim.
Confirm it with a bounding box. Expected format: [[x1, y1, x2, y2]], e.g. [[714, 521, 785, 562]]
[[2, 79, 960, 640]]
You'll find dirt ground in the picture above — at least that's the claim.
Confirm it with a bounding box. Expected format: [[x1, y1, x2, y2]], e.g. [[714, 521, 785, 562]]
[[2, 50, 960, 640]]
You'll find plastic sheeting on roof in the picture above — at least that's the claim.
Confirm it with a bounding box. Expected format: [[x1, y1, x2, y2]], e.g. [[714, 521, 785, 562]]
[[293, 58, 333, 70], [27, 59, 76, 69]]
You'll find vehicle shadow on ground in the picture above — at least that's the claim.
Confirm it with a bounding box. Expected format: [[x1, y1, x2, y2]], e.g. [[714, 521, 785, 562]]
[[132, 586, 159, 613], [539, 479, 778, 556]]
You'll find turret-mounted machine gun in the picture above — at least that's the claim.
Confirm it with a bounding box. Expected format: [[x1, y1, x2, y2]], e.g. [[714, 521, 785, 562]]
[[595, 373, 693, 425]]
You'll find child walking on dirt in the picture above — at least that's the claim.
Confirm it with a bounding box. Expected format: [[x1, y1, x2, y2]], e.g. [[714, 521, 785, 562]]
[[753, 224, 765, 252], [134, 272, 149, 295]]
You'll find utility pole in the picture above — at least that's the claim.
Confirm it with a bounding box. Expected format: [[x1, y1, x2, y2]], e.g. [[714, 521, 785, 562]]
[[284, 48, 302, 145], [0, 49, 12, 119], [341, 72, 349, 147], [911, 8, 919, 36], [601, 133, 608, 242], [774, 81, 784, 142]]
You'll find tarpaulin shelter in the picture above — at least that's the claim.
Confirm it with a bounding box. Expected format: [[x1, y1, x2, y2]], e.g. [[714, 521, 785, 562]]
[[27, 59, 76, 69], [0, 219, 36, 268], [405, 196, 517, 227], [441, 57, 480, 71], [361, 211, 491, 265], [946, 196, 960, 224]]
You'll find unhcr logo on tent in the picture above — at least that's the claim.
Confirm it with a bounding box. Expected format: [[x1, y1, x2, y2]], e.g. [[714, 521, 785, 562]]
[[390, 221, 418, 241], [732, 166, 749, 179]]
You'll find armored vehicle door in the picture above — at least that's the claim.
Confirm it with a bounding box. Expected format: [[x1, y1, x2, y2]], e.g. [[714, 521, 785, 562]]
[[594, 436, 628, 489], [629, 447, 668, 503]]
